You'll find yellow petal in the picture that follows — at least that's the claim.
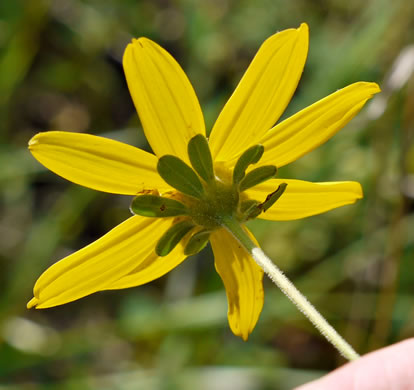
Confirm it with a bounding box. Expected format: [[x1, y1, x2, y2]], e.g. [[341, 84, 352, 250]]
[[209, 23, 309, 162], [245, 179, 363, 221], [123, 38, 205, 161], [107, 247, 186, 290], [28, 216, 175, 308], [210, 228, 264, 340], [259, 82, 381, 167], [29, 131, 171, 195]]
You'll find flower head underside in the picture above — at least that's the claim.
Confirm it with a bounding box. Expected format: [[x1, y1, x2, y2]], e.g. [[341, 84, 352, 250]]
[[27, 23, 380, 340]]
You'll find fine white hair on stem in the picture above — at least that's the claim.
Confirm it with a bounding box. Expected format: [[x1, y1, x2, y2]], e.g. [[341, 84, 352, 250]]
[[251, 247, 359, 361], [221, 216, 359, 361]]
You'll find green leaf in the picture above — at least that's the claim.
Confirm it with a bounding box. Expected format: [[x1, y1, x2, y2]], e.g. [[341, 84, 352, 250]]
[[156, 220, 195, 257], [184, 229, 210, 256], [130, 195, 189, 217], [188, 134, 214, 183], [157, 155, 205, 199], [233, 144, 264, 184], [239, 165, 277, 192], [260, 183, 288, 212]]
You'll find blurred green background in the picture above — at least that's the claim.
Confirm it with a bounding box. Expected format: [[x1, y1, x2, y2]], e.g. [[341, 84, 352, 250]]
[[1, 0, 414, 389]]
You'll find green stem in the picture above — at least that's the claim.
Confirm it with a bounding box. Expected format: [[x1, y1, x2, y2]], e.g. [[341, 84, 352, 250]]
[[221, 216, 360, 361]]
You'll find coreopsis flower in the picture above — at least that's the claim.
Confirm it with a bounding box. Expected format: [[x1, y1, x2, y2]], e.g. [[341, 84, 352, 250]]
[[27, 23, 379, 340]]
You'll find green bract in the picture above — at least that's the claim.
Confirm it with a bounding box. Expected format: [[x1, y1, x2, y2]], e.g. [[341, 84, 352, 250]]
[[130, 195, 189, 217], [260, 183, 288, 212], [156, 220, 195, 256], [233, 144, 264, 184], [239, 165, 277, 192], [188, 134, 215, 183], [157, 155, 205, 199], [132, 135, 287, 255], [184, 229, 211, 256]]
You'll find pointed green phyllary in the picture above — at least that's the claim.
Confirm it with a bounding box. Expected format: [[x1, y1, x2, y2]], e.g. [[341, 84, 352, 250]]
[[188, 135, 214, 183], [239, 165, 277, 192], [184, 229, 210, 256], [131, 195, 189, 217], [157, 155, 205, 199], [233, 144, 264, 185], [156, 220, 195, 257], [260, 183, 288, 212]]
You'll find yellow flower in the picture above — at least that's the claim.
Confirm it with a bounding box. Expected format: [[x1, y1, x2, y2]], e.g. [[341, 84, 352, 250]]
[[27, 23, 379, 341]]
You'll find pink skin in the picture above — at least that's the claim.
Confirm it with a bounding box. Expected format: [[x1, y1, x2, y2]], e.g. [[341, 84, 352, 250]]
[[295, 339, 414, 390]]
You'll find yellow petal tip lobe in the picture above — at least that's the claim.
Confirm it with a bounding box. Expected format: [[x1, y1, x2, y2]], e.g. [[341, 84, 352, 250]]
[[293, 23, 308, 47], [27, 297, 39, 309], [357, 81, 381, 96], [28, 134, 40, 149], [129, 37, 150, 49], [298, 22, 309, 34], [371, 82, 381, 94], [356, 182, 364, 199]]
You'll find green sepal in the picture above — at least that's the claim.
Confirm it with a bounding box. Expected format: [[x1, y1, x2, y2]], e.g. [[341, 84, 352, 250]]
[[233, 144, 264, 184], [260, 183, 288, 212], [157, 155, 205, 199], [188, 134, 214, 183], [130, 195, 189, 218], [184, 229, 211, 256], [239, 165, 277, 192], [240, 200, 262, 220], [156, 220, 195, 257]]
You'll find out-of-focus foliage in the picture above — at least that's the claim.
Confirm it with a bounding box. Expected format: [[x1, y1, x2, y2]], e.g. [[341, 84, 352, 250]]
[[1, 0, 414, 388]]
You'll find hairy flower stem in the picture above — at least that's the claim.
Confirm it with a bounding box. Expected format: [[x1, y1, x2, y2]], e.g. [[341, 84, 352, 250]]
[[221, 216, 360, 361]]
